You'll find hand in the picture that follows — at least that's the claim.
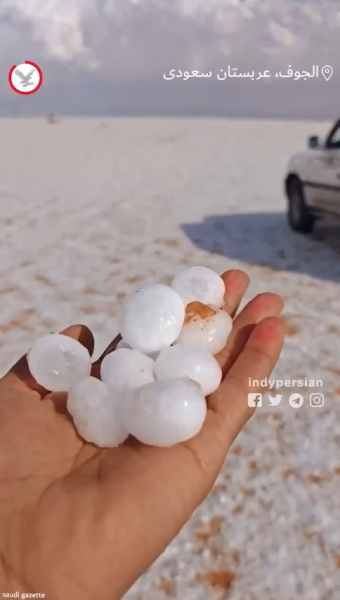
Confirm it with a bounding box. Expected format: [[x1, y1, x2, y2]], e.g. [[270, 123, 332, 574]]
[[0, 270, 285, 600]]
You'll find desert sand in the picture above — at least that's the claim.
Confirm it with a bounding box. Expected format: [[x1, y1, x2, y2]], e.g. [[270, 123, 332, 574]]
[[0, 117, 339, 599]]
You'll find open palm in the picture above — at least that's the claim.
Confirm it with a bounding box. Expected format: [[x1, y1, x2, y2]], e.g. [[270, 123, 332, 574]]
[[0, 270, 285, 600]]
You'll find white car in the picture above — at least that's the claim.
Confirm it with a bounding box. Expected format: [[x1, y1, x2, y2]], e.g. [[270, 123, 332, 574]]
[[285, 119, 340, 232]]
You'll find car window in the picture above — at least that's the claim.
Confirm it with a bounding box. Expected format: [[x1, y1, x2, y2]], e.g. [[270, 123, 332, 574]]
[[327, 124, 340, 149]]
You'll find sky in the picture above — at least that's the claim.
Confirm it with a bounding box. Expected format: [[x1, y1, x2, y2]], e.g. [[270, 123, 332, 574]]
[[1, 0, 339, 118]]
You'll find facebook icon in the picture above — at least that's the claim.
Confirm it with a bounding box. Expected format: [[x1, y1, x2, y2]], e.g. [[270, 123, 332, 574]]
[[248, 393, 263, 407]]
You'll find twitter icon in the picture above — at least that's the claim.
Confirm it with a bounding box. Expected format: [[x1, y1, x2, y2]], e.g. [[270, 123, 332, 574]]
[[268, 394, 282, 407]]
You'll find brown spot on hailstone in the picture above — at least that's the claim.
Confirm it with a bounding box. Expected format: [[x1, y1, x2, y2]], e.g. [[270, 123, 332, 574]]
[[231, 445, 243, 456], [332, 465, 340, 475], [184, 301, 216, 324]]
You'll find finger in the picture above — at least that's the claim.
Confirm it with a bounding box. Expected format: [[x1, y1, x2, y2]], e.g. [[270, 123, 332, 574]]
[[210, 316, 286, 445], [92, 269, 250, 378], [220, 269, 250, 317], [215, 292, 284, 374], [3, 324, 95, 398]]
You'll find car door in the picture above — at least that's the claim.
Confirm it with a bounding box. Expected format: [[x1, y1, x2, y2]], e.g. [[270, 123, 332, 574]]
[[305, 120, 340, 215]]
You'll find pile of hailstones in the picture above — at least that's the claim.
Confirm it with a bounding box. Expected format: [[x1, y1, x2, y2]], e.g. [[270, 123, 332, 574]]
[[28, 267, 233, 448]]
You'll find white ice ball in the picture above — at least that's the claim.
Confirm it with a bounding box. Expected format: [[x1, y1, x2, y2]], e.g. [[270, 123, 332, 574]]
[[154, 346, 222, 396], [176, 302, 232, 355], [67, 377, 128, 448], [123, 378, 207, 447], [120, 284, 185, 354], [101, 348, 155, 389], [27, 333, 92, 392], [171, 266, 225, 308]]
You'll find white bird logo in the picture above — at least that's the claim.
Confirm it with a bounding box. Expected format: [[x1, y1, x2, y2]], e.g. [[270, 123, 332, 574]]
[[268, 394, 282, 406], [14, 67, 36, 87]]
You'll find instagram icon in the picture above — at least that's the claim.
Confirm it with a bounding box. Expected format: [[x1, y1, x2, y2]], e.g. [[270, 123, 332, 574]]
[[310, 393, 324, 408]]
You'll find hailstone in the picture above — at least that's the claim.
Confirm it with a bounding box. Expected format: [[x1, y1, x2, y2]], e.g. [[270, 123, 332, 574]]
[[67, 377, 128, 447], [27, 333, 92, 392], [154, 346, 222, 396], [120, 284, 185, 354], [176, 301, 232, 355], [171, 266, 225, 308], [123, 378, 206, 447], [101, 348, 155, 389]]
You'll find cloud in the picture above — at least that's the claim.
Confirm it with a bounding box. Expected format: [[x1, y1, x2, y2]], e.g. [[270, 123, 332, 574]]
[[0, 0, 339, 117], [0, 0, 93, 60]]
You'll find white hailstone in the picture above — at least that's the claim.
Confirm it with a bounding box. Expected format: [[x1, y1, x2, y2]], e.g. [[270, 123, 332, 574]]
[[27, 333, 92, 392], [154, 346, 222, 396], [171, 266, 225, 308], [119, 284, 185, 354], [67, 377, 128, 448], [101, 348, 155, 389], [123, 378, 207, 447], [176, 302, 232, 355]]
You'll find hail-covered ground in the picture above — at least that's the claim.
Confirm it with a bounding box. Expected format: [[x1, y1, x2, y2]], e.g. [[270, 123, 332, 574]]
[[0, 118, 340, 599]]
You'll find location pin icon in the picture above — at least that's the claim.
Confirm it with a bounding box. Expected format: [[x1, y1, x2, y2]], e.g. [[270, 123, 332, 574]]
[[321, 65, 333, 81]]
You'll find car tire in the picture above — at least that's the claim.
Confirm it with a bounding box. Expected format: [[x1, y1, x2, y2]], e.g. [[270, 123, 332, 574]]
[[287, 177, 315, 233]]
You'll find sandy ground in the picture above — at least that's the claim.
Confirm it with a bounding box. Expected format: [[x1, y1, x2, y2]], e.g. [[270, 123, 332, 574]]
[[0, 118, 340, 599]]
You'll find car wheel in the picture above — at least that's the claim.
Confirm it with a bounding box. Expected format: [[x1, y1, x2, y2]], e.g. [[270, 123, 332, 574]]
[[287, 177, 315, 233]]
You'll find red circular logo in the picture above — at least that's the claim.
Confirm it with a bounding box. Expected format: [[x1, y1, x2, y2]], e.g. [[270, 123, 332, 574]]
[[8, 61, 43, 95]]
